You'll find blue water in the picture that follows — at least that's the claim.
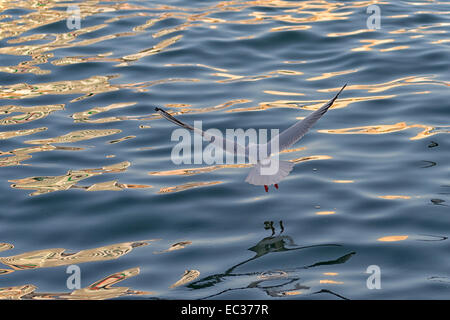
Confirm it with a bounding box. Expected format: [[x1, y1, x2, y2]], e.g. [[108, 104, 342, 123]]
[[0, 0, 449, 299]]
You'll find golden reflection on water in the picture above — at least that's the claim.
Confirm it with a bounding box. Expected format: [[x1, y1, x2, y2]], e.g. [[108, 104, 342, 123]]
[[319, 76, 449, 93], [25, 129, 121, 144], [377, 235, 409, 242], [0, 104, 64, 125], [3, 0, 441, 90], [108, 135, 136, 144], [431, 39, 450, 44], [316, 211, 336, 215], [0, 127, 47, 140], [0, 154, 31, 167], [117, 35, 183, 66], [0, 53, 54, 75], [0, 240, 154, 271], [149, 152, 326, 181], [155, 99, 251, 118], [170, 269, 201, 288], [378, 195, 411, 200], [389, 22, 450, 35], [0, 0, 382, 74], [0, 285, 37, 300], [0, 238, 206, 299], [264, 90, 305, 96], [154, 241, 193, 254], [83, 180, 151, 192], [327, 29, 374, 37], [209, 68, 305, 83], [0, 268, 151, 300], [379, 45, 410, 52], [57, 268, 151, 300], [8, 161, 152, 195], [71, 102, 137, 124], [351, 38, 395, 52], [0, 144, 84, 167], [280, 146, 306, 154], [0, 76, 118, 101], [333, 180, 354, 183], [149, 164, 251, 177], [279, 290, 302, 296], [228, 94, 395, 113], [0, 243, 13, 253], [291, 155, 332, 164], [318, 122, 450, 140], [0, 0, 446, 73], [158, 181, 223, 194], [319, 279, 344, 284]]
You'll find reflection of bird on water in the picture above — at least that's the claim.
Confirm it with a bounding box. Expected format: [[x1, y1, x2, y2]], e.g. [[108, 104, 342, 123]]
[[156, 84, 347, 192], [264, 220, 284, 236], [187, 223, 355, 299]]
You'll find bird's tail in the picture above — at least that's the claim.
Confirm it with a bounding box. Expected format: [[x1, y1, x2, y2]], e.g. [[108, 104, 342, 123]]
[[245, 160, 294, 186]]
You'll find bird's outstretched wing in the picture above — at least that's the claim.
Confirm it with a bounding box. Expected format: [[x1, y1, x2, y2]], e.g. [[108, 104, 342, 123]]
[[155, 107, 247, 157], [267, 84, 347, 154]]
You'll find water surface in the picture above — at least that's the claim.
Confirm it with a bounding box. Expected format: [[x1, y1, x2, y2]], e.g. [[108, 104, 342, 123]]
[[0, 0, 449, 299]]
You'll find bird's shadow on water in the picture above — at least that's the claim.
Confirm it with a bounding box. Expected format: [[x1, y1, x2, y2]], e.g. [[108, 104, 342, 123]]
[[188, 221, 355, 299]]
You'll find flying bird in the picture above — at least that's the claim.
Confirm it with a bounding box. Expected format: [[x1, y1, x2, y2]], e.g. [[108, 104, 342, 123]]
[[156, 84, 346, 192]]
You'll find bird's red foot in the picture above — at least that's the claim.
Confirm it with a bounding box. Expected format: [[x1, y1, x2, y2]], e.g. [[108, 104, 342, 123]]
[[274, 184, 279, 189], [264, 185, 268, 192]]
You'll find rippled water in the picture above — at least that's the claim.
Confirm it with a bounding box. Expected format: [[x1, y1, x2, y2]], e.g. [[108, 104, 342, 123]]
[[0, 0, 449, 300]]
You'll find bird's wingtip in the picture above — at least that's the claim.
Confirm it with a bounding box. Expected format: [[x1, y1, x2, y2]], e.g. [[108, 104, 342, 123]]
[[336, 83, 347, 96]]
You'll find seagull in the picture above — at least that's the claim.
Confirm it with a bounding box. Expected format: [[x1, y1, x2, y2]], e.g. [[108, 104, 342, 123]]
[[156, 84, 346, 192]]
